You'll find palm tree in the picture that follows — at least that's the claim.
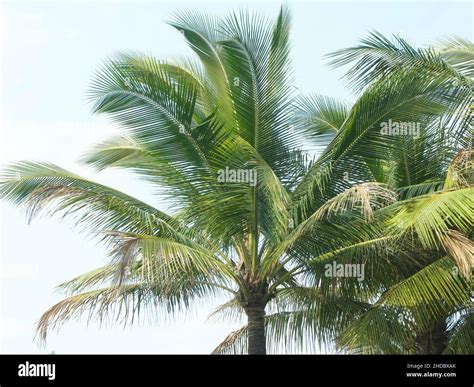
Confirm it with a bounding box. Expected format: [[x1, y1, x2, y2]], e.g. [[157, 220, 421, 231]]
[[319, 32, 474, 354], [0, 8, 472, 354], [211, 32, 473, 354]]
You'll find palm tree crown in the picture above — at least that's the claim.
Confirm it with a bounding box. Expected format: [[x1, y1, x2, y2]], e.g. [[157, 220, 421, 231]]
[[0, 7, 472, 354]]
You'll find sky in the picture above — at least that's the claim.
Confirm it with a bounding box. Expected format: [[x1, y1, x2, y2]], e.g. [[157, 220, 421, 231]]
[[0, 0, 472, 354]]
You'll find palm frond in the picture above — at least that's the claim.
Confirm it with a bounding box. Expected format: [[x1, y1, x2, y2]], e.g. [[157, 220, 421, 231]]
[[295, 94, 350, 151], [0, 161, 174, 235], [444, 308, 474, 354]]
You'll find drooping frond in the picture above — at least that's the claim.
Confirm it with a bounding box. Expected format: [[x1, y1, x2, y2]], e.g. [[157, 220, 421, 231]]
[[37, 281, 217, 343], [388, 187, 474, 249], [0, 161, 174, 235], [337, 257, 471, 353], [437, 35, 474, 78]]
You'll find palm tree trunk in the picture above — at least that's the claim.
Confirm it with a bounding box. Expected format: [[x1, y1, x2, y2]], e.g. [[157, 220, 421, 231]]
[[245, 305, 266, 354]]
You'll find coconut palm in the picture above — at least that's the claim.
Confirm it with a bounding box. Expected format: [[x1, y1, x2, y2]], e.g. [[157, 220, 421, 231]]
[[317, 32, 474, 354], [210, 32, 473, 354], [0, 8, 472, 354]]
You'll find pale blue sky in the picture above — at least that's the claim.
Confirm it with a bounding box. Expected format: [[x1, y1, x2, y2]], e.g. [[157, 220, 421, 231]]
[[0, 0, 472, 354]]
